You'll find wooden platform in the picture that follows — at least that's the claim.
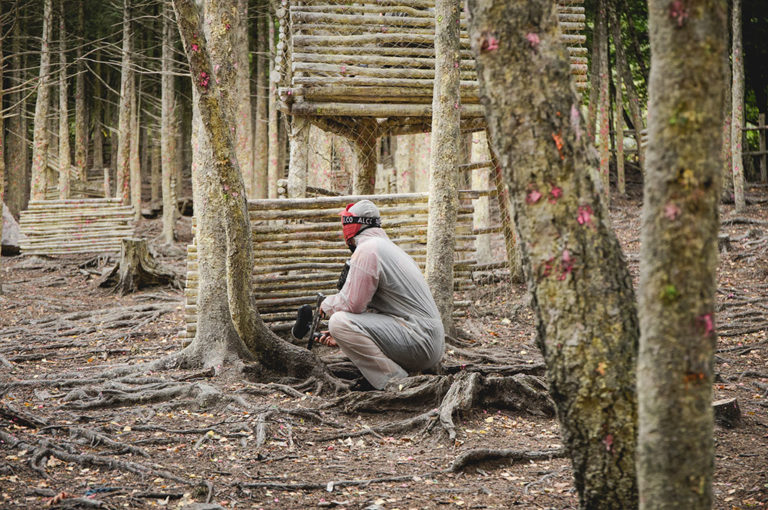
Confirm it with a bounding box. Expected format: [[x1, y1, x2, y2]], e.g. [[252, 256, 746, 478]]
[[183, 190, 500, 339], [276, 0, 587, 121], [18, 199, 136, 256]]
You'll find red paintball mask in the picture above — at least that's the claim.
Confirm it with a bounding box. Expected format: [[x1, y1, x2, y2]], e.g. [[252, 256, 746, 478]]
[[340, 203, 382, 244]]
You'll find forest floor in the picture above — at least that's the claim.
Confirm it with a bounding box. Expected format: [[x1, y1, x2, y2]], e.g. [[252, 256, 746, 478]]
[[1, 187, 768, 510]]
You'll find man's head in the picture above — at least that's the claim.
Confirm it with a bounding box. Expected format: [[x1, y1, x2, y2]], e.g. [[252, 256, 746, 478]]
[[340, 200, 381, 250]]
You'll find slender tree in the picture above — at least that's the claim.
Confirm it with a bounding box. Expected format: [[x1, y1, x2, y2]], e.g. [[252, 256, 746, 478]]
[[731, 0, 746, 212], [92, 56, 105, 175], [31, 0, 54, 200], [161, 3, 177, 243], [426, 0, 461, 337], [638, 0, 727, 507], [130, 75, 141, 219], [116, 0, 133, 204], [235, 0, 254, 196], [74, 0, 87, 181], [467, 0, 639, 506], [7, 4, 28, 216], [596, 0, 611, 204], [0, 1, 5, 294], [254, 2, 269, 198], [287, 117, 310, 197], [58, 0, 71, 199], [267, 11, 279, 199]]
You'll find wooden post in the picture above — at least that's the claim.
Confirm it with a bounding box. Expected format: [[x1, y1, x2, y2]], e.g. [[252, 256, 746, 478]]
[[760, 113, 767, 183], [103, 168, 111, 198]]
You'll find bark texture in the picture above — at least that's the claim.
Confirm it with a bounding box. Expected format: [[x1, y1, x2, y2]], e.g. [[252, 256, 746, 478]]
[[596, 0, 611, 205], [116, 0, 133, 204], [638, 0, 727, 508], [58, 0, 71, 200], [7, 6, 27, 216], [287, 116, 310, 198], [173, 0, 331, 378], [161, 4, 177, 244], [0, 1, 4, 294], [467, 1, 639, 507], [730, 0, 745, 212], [31, 0, 53, 201], [426, 0, 461, 337], [267, 13, 279, 199], [130, 76, 141, 220], [254, 5, 269, 198], [74, 0, 87, 181]]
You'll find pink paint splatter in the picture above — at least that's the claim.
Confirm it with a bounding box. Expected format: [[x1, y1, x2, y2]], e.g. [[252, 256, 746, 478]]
[[526, 32, 540, 49], [558, 249, 574, 280], [603, 434, 614, 452], [664, 202, 681, 220], [698, 313, 714, 336], [191, 43, 199, 52], [198, 72, 210, 89], [480, 34, 499, 53], [577, 205, 593, 225], [570, 104, 582, 141], [526, 190, 542, 204], [549, 186, 562, 203], [669, 1, 688, 27]]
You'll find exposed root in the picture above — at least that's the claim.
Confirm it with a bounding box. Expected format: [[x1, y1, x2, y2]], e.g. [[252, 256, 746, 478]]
[[450, 447, 567, 472]]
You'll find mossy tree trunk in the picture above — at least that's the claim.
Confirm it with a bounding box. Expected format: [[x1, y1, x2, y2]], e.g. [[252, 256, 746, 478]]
[[638, 0, 727, 508], [30, 0, 53, 201], [172, 0, 332, 377], [467, 0, 639, 507], [426, 0, 461, 336]]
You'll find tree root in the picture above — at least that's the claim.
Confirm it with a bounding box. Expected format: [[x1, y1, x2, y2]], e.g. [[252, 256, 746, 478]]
[[0, 429, 191, 485], [450, 447, 567, 472], [60, 381, 247, 410], [238, 470, 445, 492]]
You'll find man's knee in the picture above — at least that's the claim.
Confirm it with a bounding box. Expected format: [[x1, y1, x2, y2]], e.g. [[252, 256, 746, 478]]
[[328, 312, 350, 338]]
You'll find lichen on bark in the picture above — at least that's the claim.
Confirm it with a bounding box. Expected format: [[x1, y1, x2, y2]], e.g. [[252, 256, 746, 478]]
[[467, 0, 639, 507], [638, 1, 727, 507]]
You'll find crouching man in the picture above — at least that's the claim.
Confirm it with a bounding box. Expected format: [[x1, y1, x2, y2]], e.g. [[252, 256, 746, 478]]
[[317, 200, 444, 390]]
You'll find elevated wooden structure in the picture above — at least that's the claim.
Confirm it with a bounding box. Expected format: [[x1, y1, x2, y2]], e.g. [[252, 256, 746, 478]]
[[183, 190, 500, 339], [276, 0, 586, 129], [19, 199, 136, 256]]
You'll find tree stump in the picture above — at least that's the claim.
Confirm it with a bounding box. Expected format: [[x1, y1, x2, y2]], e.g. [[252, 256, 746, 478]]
[[98, 238, 181, 295], [713, 397, 741, 428]]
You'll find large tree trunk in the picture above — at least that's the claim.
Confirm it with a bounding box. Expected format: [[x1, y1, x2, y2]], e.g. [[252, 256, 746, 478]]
[[7, 5, 28, 216], [74, 0, 87, 181], [172, 0, 329, 378], [730, 0, 746, 212], [98, 238, 181, 295], [426, 0, 461, 337], [161, 4, 177, 244], [115, 0, 133, 205], [253, 3, 269, 198], [287, 116, 310, 198], [58, 0, 71, 200], [637, 1, 727, 508], [31, 0, 53, 201], [467, 0, 639, 507]]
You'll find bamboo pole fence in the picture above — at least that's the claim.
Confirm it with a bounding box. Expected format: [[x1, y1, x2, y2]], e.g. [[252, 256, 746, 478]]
[[182, 190, 501, 338], [276, 0, 587, 124], [18, 198, 137, 256]]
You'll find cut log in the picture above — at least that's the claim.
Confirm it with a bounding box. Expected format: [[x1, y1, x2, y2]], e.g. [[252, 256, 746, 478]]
[[98, 238, 182, 295], [713, 397, 741, 428]]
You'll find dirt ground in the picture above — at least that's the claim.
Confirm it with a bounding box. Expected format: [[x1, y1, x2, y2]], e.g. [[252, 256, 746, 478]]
[[1, 188, 767, 510]]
